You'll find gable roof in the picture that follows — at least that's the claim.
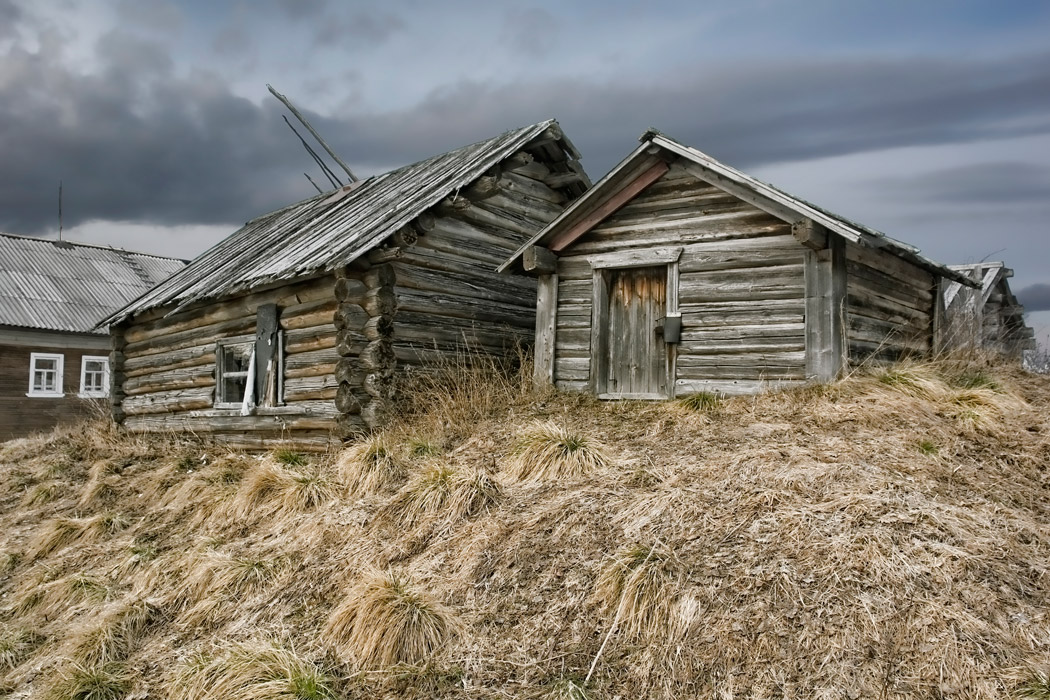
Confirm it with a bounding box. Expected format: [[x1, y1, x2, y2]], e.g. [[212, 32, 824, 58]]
[[0, 233, 186, 335], [106, 120, 581, 325], [500, 129, 977, 287]]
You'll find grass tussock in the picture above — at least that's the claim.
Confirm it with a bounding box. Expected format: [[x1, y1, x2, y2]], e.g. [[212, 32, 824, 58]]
[[231, 458, 334, 518], [389, 461, 502, 529], [676, 391, 722, 413], [69, 598, 160, 667], [547, 677, 591, 700], [504, 421, 610, 482], [171, 642, 334, 700], [0, 626, 42, 670], [46, 662, 131, 700], [593, 542, 685, 640], [335, 433, 406, 495], [323, 571, 455, 668]]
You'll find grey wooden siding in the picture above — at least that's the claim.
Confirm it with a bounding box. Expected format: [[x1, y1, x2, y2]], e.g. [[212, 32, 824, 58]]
[[390, 169, 566, 369], [552, 163, 808, 396], [115, 275, 341, 451], [845, 242, 935, 363]]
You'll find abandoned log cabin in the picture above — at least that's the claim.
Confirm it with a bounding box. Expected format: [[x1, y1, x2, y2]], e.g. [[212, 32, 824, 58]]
[[940, 262, 1036, 357], [0, 233, 185, 440], [101, 120, 589, 451], [500, 129, 981, 398]]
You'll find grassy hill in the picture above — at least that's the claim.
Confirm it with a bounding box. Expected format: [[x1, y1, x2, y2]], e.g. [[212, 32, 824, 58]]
[[0, 358, 1048, 699]]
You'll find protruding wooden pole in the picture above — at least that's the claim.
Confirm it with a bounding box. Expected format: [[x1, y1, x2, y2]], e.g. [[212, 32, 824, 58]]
[[267, 84, 359, 183]]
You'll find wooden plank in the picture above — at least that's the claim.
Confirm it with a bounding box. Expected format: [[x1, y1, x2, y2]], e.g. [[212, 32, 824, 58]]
[[534, 274, 558, 388], [548, 161, 670, 252], [588, 268, 608, 394], [803, 236, 845, 383], [586, 247, 682, 270], [572, 216, 788, 253], [675, 378, 807, 396]]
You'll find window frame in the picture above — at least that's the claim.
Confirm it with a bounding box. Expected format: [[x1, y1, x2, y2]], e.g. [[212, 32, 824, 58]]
[[214, 338, 255, 409], [27, 352, 65, 398], [79, 355, 110, 398]]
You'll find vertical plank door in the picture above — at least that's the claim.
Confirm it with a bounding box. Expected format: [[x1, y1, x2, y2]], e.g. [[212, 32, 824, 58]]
[[603, 266, 668, 398]]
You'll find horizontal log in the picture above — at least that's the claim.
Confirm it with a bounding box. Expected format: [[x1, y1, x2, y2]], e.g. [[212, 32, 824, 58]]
[[334, 303, 368, 332], [123, 314, 255, 357], [284, 374, 338, 402], [363, 287, 397, 317], [676, 351, 807, 368], [335, 381, 365, 414], [360, 340, 395, 371], [363, 315, 394, 341], [499, 171, 567, 204], [124, 365, 215, 395], [123, 386, 214, 416], [336, 329, 367, 358], [675, 378, 807, 397], [335, 358, 365, 387], [395, 291, 533, 327], [123, 345, 215, 377], [474, 189, 563, 224], [122, 276, 334, 344], [391, 263, 536, 307], [285, 325, 337, 354], [464, 175, 502, 201], [284, 362, 337, 380], [335, 277, 367, 304], [124, 409, 338, 434], [572, 216, 788, 254]]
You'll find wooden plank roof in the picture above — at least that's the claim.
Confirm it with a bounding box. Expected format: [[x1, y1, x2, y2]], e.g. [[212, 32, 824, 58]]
[[0, 233, 186, 335], [106, 120, 575, 324], [500, 129, 978, 288]]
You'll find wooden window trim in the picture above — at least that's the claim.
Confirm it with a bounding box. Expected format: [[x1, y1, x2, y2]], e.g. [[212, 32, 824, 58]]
[[78, 355, 110, 398], [27, 352, 64, 398], [214, 338, 253, 409], [586, 247, 683, 270]]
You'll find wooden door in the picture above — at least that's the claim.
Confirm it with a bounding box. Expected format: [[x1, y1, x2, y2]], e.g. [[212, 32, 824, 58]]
[[601, 265, 668, 398]]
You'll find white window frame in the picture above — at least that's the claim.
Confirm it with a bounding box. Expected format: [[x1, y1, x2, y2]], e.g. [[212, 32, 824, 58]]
[[27, 352, 64, 398], [79, 355, 110, 398]]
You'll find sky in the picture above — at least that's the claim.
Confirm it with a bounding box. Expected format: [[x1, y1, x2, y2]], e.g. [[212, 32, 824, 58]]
[[1, 0, 1048, 348]]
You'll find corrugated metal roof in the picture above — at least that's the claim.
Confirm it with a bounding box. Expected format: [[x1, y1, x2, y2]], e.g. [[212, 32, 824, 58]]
[[502, 129, 978, 288], [0, 234, 186, 334], [107, 120, 569, 324]]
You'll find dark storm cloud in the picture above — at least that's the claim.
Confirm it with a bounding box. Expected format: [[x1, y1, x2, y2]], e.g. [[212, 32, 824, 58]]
[[3, 41, 1050, 234], [1018, 284, 1050, 312], [272, 0, 405, 48], [0, 0, 22, 39], [872, 162, 1050, 205], [322, 50, 1050, 179]]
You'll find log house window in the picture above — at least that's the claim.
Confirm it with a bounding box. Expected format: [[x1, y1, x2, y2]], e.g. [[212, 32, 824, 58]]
[[215, 340, 253, 408], [79, 356, 110, 398], [28, 352, 64, 397]]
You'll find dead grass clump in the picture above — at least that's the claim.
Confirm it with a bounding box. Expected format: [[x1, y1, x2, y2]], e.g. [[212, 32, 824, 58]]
[[676, 391, 722, 413], [0, 626, 42, 670], [593, 542, 684, 640], [231, 459, 334, 519], [78, 459, 122, 507], [323, 571, 455, 668], [505, 421, 610, 482], [389, 462, 502, 528], [25, 517, 85, 560], [336, 434, 406, 495], [21, 480, 62, 507], [170, 642, 334, 700], [70, 597, 161, 666], [45, 661, 130, 700]]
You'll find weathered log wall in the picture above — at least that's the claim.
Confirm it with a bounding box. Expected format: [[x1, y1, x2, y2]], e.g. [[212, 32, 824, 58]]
[[116, 275, 343, 451], [389, 152, 568, 373], [844, 242, 935, 364], [552, 162, 808, 397]]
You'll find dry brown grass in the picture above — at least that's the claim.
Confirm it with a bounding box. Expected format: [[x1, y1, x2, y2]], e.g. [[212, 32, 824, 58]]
[[322, 571, 455, 668], [504, 421, 610, 482], [230, 457, 334, 519], [592, 541, 685, 640], [170, 641, 334, 700], [0, 356, 1047, 698], [388, 460, 502, 529], [335, 433, 406, 495]]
